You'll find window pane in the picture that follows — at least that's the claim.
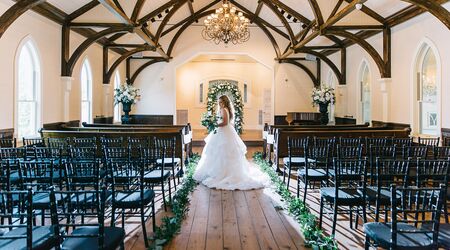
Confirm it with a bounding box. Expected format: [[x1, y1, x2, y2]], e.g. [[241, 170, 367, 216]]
[[81, 65, 88, 101], [18, 102, 36, 138], [114, 71, 121, 122], [81, 101, 90, 123], [18, 46, 35, 101]]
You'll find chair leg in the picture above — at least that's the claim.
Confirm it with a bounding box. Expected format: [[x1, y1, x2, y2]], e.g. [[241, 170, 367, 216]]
[[168, 178, 172, 204], [332, 201, 338, 236], [287, 168, 291, 190], [121, 209, 125, 229], [152, 201, 156, 232], [303, 179, 308, 203], [172, 175, 177, 192], [282, 167, 286, 184], [162, 181, 167, 212], [444, 202, 449, 223], [319, 197, 324, 229], [349, 206, 353, 229], [141, 205, 149, 248], [111, 206, 116, 227], [364, 235, 370, 250]]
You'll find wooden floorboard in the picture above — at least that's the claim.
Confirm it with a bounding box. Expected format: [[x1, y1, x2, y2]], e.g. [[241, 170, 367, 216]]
[[222, 190, 242, 250]]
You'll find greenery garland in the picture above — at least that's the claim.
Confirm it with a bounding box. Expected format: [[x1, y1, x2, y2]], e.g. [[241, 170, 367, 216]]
[[206, 82, 244, 134], [150, 154, 200, 249], [253, 152, 338, 250]]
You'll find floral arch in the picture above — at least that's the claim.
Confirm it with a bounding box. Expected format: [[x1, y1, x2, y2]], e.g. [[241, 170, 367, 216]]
[[206, 81, 244, 134]]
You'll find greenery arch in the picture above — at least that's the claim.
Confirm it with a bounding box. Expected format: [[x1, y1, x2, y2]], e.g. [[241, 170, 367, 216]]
[[206, 81, 244, 134]]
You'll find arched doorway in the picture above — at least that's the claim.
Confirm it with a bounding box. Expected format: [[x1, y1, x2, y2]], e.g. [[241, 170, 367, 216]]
[[414, 42, 440, 136], [359, 61, 371, 124]]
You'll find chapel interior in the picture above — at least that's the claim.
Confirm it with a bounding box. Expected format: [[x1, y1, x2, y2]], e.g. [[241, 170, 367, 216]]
[[0, 0, 450, 249]]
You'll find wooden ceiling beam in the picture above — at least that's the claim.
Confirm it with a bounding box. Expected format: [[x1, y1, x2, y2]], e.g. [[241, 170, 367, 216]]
[[323, 0, 449, 56], [254, 1, 263, 17], [328, 0, 343, 20], [307, 0, 324, 26], [130, 58, 166, 84], [269, 0, 311, 24], [98, 0, 133, 24], [104, 46, 154, 83], [138, 0, 179, 24], [279, 59, 318, 86], [131, 0, 147, 22], [188, 0, 195, 15], [400, 0, 450, 30], [69, 22, 131, 28], [343, 0, 385, 24], [259, 0, 297, 45], [155, 0, 189, 43], [328, 25, 385, 30], [0, 0, 46, 39], [230, 0, 289, 40], [162, 0, 221, 37], [279, 0, 367, 59], [67, 1, 99, 22]]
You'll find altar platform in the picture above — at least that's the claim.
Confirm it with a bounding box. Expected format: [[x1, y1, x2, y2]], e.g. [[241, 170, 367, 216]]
[[192, 129, 263, 147]]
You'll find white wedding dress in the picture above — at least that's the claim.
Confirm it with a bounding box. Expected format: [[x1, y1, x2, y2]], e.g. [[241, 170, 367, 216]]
[[193, 109, 268, 190]]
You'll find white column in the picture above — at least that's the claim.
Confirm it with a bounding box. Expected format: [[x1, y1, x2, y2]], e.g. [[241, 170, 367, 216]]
[[103, 84, 111, 117], [336, 85, 347, 117], [378, 78, 392, 122], [61, 77, 74, 122]]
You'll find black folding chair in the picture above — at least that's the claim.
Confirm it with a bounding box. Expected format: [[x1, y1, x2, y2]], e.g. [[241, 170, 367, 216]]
[[364, 185, 444, 250], [319, 158, 368, 236], [0, 189, 58, 249]]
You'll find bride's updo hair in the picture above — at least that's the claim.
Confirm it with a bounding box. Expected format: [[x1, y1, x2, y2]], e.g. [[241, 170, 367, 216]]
[[219, 95, 234, 120]]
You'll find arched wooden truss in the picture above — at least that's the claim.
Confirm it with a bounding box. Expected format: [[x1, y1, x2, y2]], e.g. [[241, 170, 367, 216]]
[[0, 0, 449, 85]]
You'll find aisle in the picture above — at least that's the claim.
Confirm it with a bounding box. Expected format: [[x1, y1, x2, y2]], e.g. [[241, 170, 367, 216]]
[[166, 185, 305, 250]]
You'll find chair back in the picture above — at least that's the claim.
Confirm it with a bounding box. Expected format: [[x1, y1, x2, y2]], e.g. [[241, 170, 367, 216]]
[[416, 159, 449, 188], [22, 137, 45, 147], [0, 138, 16, 148], [339, 137, 362, 147], [365, 137, 388, 148], [72, 137, 97, 148], [19, 160, 60, 190], [390, 137, 413, 147], [433, 146, 450, 160], [51, 187, 108, 249], [32, 146, 62, 162], [69, 146, 98, 162], [0, 189, 34, 248], [108, 160, 145, 192], [100, 137, 124, 148], [287, 137, 309, 156], [390, 185, 444, 249], [128, 137, 149, 161], [103, 146, 129, 163], [333, 158, 367, 184], [0, 147, 26, 162], [375, 159, 410, 188], [402, 145, 428, 160], [65, 160, 101, 191], [418, 137, 440, 147], [0, 161, 12, 190], [336, 144, 363, 160], [154, 137, 176, 161]]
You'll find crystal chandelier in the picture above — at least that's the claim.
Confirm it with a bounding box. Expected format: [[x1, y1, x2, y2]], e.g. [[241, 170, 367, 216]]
[[202, 0, 250, 45]]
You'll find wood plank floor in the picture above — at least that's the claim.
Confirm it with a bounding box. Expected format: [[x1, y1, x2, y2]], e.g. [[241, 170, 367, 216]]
[[126, 145, 384, 250], [167, 185, 305, 250]]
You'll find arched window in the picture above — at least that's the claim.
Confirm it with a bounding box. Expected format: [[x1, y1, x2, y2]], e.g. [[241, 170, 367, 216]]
[[16, 39, 41, 138], [81, 59, 93, 124], [326, 70, 337, 123], [416, 45, 439, 135], [113, 71, 121, 122], [359, 61, 371, 124]]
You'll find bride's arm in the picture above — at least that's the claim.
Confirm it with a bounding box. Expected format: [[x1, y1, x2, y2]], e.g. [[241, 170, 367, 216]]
[[217, 108, 229, 127]]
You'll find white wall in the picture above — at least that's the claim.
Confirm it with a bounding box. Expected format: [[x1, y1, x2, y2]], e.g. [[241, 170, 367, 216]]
[[321, 3, 450, 134], [0, 0, 126, 133]]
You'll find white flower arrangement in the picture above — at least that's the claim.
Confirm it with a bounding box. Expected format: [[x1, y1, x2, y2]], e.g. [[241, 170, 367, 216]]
[[311, 86, 335, 106], [114, 83, 140, 105]]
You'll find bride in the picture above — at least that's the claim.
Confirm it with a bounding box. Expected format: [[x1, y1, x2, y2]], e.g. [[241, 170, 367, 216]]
[[193, 95, 268, 190]]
